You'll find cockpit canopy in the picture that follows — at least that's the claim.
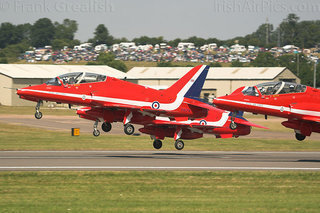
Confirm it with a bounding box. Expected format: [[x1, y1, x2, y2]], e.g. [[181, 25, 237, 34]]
[[46, 72, 107, 86], [242, 81, 307, 96]]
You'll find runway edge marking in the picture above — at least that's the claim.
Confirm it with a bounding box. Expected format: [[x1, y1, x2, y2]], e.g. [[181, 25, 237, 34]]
[[1, 166, 320, 171]]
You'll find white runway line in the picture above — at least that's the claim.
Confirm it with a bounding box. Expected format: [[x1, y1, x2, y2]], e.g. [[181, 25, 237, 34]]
[[0, 166, 320, 170]]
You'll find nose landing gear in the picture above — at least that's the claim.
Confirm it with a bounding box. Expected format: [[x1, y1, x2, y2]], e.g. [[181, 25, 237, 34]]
[[34, 100, 43, 119]]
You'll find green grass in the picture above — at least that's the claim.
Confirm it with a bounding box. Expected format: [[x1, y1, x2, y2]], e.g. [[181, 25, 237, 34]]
[[1, 122, 320, 151], [0, 171, 320, 212]]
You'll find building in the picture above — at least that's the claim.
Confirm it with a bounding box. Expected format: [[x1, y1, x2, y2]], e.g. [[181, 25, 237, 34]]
[[127, 67, 300, 102], [0, 64, 135, 106]]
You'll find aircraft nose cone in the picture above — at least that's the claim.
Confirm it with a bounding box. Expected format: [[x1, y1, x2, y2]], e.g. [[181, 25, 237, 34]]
[[16, 88, 23, 95], [212, 98, 222, 105]]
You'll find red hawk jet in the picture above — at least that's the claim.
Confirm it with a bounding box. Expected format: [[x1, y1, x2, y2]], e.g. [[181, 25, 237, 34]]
[[17, 65, 211, 135], [213, 81, 320, 141]]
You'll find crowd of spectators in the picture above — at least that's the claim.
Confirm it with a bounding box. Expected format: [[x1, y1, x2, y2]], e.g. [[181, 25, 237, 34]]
[[21, 42, 320, 64]]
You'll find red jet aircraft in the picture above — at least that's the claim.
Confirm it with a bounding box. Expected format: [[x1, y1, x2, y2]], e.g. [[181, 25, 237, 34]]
[[213, 81, 320, 141], [17, 65, 211, 136], [77, 104, 266, 150]]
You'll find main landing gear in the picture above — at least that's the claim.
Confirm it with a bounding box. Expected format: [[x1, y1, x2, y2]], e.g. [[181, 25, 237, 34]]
[[151, 139, 185, 150], [229, 112, 237, 130], [295, 133, 306, 141], [34, 100, 43, 119], [174, 139, 184, 150], [102, 122, 112, 132], [153, 139, 162, 149], [93, 120, 100, 137], [124, 124, 135, 135]]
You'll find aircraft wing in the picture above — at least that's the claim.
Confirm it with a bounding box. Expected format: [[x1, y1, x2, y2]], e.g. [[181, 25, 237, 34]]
[[90, 101, 168, 115], [301, 115, 320, 123]]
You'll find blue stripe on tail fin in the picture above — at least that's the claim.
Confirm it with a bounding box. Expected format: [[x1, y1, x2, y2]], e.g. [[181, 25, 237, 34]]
[[184, 65, 209, 99]]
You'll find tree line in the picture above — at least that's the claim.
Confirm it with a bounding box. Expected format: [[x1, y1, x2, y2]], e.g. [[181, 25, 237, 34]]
[[0, 14, 319, 86], [1, 14, 320, 51]]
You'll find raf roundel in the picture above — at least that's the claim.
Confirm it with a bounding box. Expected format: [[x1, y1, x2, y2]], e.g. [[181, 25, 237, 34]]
[[151, 101, 160, 109], [199, 120, 207, 125]]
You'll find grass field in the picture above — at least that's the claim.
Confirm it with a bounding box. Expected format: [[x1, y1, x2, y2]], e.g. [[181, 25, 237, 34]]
[[1, 108, 320, 213], [1, 171, 320, 212], [1, 122, 319, 151]]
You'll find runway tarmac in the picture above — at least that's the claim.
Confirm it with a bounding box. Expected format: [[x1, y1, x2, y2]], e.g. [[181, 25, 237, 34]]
[[2, 114, 320, 140], [1, 151, 320, 171]]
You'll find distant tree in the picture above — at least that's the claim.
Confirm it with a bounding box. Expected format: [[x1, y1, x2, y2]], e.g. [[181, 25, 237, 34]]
[[0, 57, 8, 64], [209, 62, 222, 67], [183, 36, 206, 47], [157, 61, 177, 67], [206, 37, 221, 46], [0, 41, 29, 62], [133, 36, 164, 45], [87, 52, 127, 72], [113, 37, 129, 44], [251, 52, 278, 67], [231, 60, 243, 67], [0, 23, 19, 48], [107, 60, 128, 72], [16, 23, 32, 42], [54, 19, 78, 40], [279, 13, 300, 46], [31, 18, 55, 47], [168, 38, 181, 47], [52, 39, 68, 50], [91, 24, 114, 46]]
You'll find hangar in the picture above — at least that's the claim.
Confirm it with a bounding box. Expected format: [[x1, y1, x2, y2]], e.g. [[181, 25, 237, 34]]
[[0, 64, 299, 106], [127, 67, 300, 102], [0, 64, 135, 106]]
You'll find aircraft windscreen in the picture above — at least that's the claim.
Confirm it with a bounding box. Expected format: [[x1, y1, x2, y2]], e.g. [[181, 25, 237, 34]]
[[242, 86, 259, 96], [257, 82, 306, 95], [79, 73, 106, 84], [46, 72, 107, 85], [45, 77, 61, 86], [59, 72, 83, 85]]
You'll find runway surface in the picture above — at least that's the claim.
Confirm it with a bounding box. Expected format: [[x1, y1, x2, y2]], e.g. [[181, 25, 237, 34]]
[[1, 151, 320, 171], [2, 114, 320, 140]]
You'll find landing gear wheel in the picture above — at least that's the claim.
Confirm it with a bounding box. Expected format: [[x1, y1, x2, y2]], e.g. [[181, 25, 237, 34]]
[[101, 122, 112, 132], [124, 124, 135, 135], [230, 121, 237, 130], [93, 129, 100, 137], [295, 133, 306, 141], [34, 111, 42, 119], [153, 139, 162, 149], [175, 140, 184, 150]]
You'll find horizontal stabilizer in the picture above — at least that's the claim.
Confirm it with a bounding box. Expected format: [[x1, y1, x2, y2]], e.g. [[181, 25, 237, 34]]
[[234, 118, 268, 129]]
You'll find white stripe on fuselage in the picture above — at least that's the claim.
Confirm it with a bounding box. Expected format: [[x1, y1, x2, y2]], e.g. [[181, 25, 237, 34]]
[[215, 98, 320, 118], [20, 65, 207, 111]]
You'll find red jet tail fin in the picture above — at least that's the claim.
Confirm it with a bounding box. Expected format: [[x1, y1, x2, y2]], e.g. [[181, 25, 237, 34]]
[[165, 65, 209, 98]]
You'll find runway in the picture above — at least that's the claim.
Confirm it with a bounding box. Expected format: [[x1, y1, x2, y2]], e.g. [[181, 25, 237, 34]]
[[1, 151, 320, 171], [2, 114, 320, 140]]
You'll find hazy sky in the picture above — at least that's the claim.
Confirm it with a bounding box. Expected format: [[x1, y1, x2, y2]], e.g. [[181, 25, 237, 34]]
[[1, 0, 320, 42]]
